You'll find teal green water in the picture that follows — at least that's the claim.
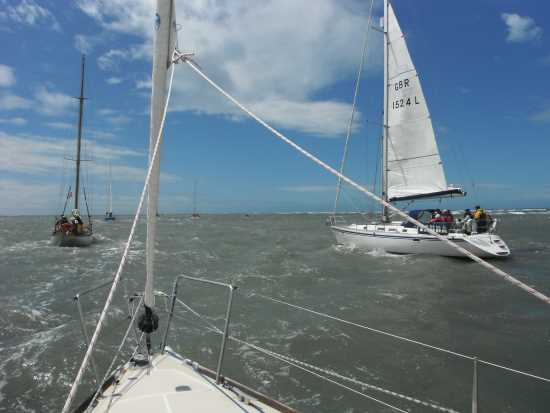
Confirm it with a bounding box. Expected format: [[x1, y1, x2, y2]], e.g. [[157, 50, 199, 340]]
[[0, 212, 549, 412]]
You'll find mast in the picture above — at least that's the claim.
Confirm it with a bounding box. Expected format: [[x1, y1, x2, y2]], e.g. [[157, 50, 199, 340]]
[[145, 0, 176, 311], [381, 0, 390, 222], [108, 162, 113, 214], [74, 55, 86, 211], [193, 180, 197, 215]]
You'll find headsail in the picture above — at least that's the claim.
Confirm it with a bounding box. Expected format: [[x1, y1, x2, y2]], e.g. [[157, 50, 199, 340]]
[[385, 3, 463, 202], [146, 0, 177, 309]]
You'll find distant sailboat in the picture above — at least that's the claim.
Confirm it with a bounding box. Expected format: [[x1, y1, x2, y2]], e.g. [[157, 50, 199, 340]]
[[191, 179, 200, 218], [104, 162, 116, 221], [51, 55, 94, 247], [330, 0, 510, 258]]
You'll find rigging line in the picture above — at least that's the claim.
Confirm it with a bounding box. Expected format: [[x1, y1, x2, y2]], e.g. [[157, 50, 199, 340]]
[[227, 335, 407, 413], [180, 56, 550, 306], [87, 296, 144, 410], [253, 294, 550, 384], [333, 0, 375, 217], [373, 134, 381, 199], [60, 53, 177, 413], [234, 338, 460, 413]]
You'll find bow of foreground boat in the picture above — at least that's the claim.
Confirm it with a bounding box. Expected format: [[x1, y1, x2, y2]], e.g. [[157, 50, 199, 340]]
[[77, 347, 295, 413]]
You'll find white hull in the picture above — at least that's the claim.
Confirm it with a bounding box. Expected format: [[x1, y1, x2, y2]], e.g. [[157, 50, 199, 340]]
[[50, 231, 94, 247], [83, 347, 293, 413], [331, 224, 510, 258]]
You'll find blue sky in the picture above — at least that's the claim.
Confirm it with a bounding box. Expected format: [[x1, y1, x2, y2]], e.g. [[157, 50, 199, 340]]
[[0, 0, 549, 215]]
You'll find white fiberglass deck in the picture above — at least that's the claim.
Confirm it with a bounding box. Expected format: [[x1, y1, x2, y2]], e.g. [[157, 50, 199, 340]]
[[91, 348, 290, 413]]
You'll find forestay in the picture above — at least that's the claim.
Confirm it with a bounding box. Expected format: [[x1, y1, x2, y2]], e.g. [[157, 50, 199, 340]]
[[146, 0, 177, 308], [386, 3, 461, 202]]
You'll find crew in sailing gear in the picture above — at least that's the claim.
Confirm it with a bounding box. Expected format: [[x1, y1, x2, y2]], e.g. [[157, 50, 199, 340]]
[[474, 206, 488, 233], [463, 209, 473, 234]]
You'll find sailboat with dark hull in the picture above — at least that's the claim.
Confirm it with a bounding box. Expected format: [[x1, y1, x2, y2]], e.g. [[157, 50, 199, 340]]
[[51, 56, 94, 247]]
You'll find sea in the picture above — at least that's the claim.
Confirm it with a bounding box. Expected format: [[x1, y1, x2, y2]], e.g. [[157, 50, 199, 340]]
[[1, 210, 549, 413]]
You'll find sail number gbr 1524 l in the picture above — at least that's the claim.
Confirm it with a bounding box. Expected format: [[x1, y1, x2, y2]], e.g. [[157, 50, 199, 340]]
[[391, 78, 419, 110]]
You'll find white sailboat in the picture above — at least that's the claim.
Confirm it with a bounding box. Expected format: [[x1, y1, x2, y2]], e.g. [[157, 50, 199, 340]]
[[51, 55, 94, 247], [104, 162, 116, 221], [330, 0, 510, 258]]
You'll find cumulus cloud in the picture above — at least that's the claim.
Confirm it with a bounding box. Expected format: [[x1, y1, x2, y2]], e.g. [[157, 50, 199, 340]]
[[0, 92, 32, 110], [74, 34, 94, 54], [34, 86, 75, 116], [529, 107, 550, 123], [0, 64, 15, 87], [0, 117, 27, 125], [0, 131, 155, 180], [76, 0, 377, 137], [501, 13, 542, 43], [106, 77, 123, 85], [0, 0, 60, 30]]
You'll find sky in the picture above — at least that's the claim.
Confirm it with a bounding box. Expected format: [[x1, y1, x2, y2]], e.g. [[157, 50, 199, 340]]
[[0, 0, 549, 215]]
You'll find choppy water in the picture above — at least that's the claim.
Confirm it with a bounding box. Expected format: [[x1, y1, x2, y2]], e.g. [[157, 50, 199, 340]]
[[1, 211, 549, 412]]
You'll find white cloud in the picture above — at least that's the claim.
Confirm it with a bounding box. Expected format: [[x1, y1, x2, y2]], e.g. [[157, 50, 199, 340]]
[[0, 0, 60, 30], [74, 34, 94, 54], [87, 129, 116, 140], [250, 99, 358, 137], [0, 92, 32, 110], [501, 13, 542, 43], [0, 131, 144, 177], [135, 77, 151, 90], [0, 178, 60, 214], [0, 117, 27, 125], [530, 107, 550, 123], [46, 121, 73, 130], [97, 108, 132, 125], [106, 77, 123, 85], [0, 64, 15, 87], [77, 0, 377, 137], [97, 46, 148, 71], [34, 86, 74, 116]]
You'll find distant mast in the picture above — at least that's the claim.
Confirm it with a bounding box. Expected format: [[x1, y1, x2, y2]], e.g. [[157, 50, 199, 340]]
[[108, 162, 113, 215], [192, 180, 198, 216], [74, 55, 86, 211]]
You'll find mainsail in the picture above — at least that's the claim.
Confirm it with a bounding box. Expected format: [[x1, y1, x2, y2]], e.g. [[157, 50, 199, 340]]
[[146, 0, 177, 309], [385, 3, 462, 202]]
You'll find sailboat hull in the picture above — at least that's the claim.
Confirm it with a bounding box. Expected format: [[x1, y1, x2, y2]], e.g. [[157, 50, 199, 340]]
[[51, 231, 94, 247], [331, 224, 510, 258]]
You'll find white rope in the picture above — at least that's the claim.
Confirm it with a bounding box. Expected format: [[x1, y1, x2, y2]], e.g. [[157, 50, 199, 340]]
[[179, 55, 550, 306], [60, 58, 176, 413], [229, 335, 445, 413], [254, 294, 550, 384], [173, 296, 456, 412], [333, 0, 375, 216]]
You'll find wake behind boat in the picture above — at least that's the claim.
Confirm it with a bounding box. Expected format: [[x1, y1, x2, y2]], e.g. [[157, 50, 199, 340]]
[[330, 0, 510, 258], [51, 56, 94, 247]]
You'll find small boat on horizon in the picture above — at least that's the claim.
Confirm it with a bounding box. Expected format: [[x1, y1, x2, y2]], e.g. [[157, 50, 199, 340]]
[[104, 162, 116, 221], [191, 179, 200, 218]]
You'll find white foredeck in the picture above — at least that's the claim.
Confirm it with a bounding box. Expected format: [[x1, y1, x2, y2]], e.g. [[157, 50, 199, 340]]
[[90, 348, 290, 413]]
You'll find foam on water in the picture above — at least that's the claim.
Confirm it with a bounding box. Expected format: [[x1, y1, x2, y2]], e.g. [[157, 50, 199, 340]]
[[1, 214, 550, 412]]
